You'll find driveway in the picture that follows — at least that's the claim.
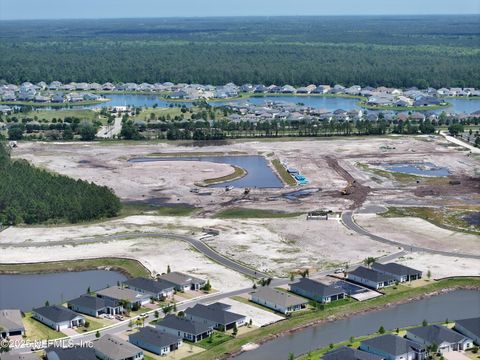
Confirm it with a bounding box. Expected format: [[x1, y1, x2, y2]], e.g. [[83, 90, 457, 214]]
[[443, 351, 472, 360]]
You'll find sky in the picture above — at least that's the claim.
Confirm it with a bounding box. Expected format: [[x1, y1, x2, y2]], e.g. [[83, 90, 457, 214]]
[[0, 0, 479, 20]]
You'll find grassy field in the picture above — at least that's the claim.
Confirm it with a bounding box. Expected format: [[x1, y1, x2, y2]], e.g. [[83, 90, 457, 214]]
[[215, 207, 303, 219], [381, 206, 480, 234], [0, 100, 107, 107], [12, 109, 102, 122], [271, 159, 297, 186], [0, 257, 151, 278], [184, 277, 480, 360], [196, 332, 234, 350], [24, 312, 65, 341]]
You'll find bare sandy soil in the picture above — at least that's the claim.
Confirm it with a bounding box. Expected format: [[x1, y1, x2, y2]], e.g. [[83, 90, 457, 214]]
[[355, 214, 480, 255], [0, 215, 395, 278], [396, 252, 480, 279], [6, 136, 479, 284], [13, 135, 478, 214]]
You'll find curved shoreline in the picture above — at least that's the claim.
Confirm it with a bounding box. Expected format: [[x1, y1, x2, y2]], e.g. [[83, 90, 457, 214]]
[[0, 98, 111, 108], [197, 165, 248, 186], [228, 283, 480, 360], [0, 257, 151, 278]]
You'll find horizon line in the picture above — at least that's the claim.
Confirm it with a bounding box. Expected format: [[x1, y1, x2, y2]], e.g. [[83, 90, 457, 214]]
[[1, 13, 480, 21]]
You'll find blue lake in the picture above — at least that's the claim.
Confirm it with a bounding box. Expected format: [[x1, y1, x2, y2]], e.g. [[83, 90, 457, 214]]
[[234, 290, 480, 360], [382, 162, 450, 177], [49, 94, 480, 113], [0, 270, 127, 311], [129, 155, 284, 188]]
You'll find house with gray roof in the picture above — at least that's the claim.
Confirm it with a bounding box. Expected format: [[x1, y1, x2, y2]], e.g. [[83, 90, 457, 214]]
[[156, 314, 213, 343], [96, 286, 151, 308], [360, 334, 426, 360], [158, 272, 206, 291], [289, 278, 346, 304], [371, 263, 422, 283], [251, 287, 308, 314], [184, 303, 246, 331], [406, 325, 474, 353], [348, 266, 396, 290], [322, 346, 385, 360], [32, 305, 85, 331], [0, 309, 25, 337], [68, 295, 122, 317], [129, 326, 182, 356], [455, 317, 480, 345], [46, 345, 97, 360], [123, 277, 174, 300], [94, 334, 143, 360]]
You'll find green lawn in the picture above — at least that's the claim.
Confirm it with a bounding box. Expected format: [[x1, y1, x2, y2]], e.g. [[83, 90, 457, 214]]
[[215, 207, 303, 219], [271, 159, 297, 186], [0, 257, 150, 278], [184, 277, 480, 360], [23, 312, 65, 341], [13, 109, 102, 122], [196, 332, 233, 350]]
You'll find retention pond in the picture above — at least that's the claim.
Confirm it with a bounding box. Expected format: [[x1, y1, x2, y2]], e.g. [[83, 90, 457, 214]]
[[234, 289, 480, 360], [0, 270, 126, 311], [129, 155, 284, 188]]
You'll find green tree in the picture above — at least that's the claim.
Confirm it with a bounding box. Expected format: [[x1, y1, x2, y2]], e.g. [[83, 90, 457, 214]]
[[378, 326, 385, 334], [79, 124, 96, 141]]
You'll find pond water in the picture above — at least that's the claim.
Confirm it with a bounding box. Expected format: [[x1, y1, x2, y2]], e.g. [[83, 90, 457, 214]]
[[0, 270, 127, 311], [381, 162, 450, 177], [45, 94, 480, 113], [129, 155, 284, 188], [234, 290, 480, 360], [464, 212, 480, 226]]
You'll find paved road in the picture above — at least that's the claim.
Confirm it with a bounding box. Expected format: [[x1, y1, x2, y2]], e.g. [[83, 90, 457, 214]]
[[1, 232, 269, 279], [341, 211, 480, 260]]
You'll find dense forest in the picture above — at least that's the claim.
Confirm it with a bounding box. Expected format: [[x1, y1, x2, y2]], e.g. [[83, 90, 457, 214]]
[[0, 140, 120, 225], [0, 16, 479, 87]]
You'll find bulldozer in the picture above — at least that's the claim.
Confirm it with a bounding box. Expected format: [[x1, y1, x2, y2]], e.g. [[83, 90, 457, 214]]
[[341, 180, 355, 195]]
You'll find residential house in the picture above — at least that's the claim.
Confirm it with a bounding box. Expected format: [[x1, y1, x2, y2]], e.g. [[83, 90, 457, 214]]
[[96, 286, 151, 308], [406, 325, 473, 353], [0, 309, 25, 337], [94, 334, 144, 360], [322, 346, 385, 360], [123, 277, 175, 300], [360, 334, 426, 360], [289, 278, 346, 304], [455, 317, 480, 345], [156, 314, 213, 343], [46, 346, 97, 360], [68, 295, 123, 317], [347, 266, 396, 290], [371, 263, 422, 283], [281, 85, 296, 94], [251, 287, 308, 314], [158, 272, 206, 291], [184, 303, 246, 331], [32, 305, 85, 331], [128, 326, 182, 356]]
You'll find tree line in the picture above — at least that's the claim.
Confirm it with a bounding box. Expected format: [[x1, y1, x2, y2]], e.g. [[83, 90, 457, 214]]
[[0, 140, 120, 225]]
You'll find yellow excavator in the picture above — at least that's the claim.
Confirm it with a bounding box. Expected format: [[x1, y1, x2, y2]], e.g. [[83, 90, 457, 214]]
[[341, 180, 355, 195]]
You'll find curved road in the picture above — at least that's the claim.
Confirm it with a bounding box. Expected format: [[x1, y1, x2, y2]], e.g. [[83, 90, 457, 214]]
[[0, 232, 269, 279], [341, 211, 480, 260]]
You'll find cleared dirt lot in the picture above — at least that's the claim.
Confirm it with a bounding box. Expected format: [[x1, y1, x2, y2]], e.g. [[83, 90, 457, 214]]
[[0, 215, 395, 278], [12, 135, 479, 214], [6, 136, 479, 283], [355, 214, 480, 256]]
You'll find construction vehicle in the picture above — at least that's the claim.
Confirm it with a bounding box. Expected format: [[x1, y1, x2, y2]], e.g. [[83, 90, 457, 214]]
[[341, 180, 355, 195], [244, 188, 251, 195]]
